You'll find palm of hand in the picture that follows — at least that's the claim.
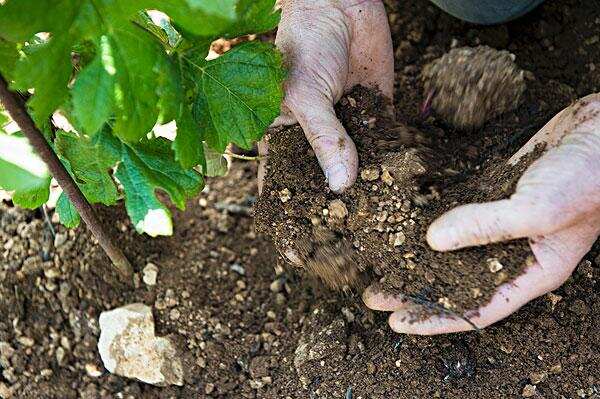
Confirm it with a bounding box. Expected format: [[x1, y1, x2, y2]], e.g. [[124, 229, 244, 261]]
[[365, 95, 600, 334]]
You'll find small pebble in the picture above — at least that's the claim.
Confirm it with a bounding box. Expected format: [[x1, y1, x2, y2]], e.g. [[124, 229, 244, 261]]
[[487, 258, 503, 273], [361, 168, 380, 181], [53, 233, 68, 248], [142, 263, 159, 286], [522, 384, 536, 398], [85, 363, 103, 378], [328, 199, 349, 220], [230, 263, 245, 275], [279, 188, 291, 203]]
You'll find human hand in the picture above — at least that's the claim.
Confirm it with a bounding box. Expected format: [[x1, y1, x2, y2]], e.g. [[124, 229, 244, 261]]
[[364, 94, 600, 334], [258, 0, 394, 193]]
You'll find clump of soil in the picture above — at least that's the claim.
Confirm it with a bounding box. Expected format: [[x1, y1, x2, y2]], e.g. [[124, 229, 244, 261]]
[[422, 45, 526, 129], [255, 85, 537, 315]]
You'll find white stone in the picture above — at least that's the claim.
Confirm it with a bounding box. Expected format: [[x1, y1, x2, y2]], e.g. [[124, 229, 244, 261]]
[[142, 263, 159, 286], [98, 303, 183, 386]]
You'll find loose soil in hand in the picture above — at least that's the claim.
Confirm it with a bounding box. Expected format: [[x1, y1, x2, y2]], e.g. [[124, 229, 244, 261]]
[[255, 85, 541, 315], [1, 0, 599, 398]]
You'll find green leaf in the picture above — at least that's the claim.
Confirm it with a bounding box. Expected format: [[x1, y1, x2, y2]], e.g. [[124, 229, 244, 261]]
[[154, 0, 238, 38], [0, 0, 74, 42], [71, 36, 115, 135], [55, 130, 118, 205], [228, 0, 280, 37], [0, 133, 50, 208], [13, 35, 72, 125], [201, 144, 228, 177], [0, 39, 18, 80], [115, 138, 203, 236], [56, 192, 80, 228], [173, 110, 204, 169], [190, 41, 285, 152], [110, 26, 162, 141]]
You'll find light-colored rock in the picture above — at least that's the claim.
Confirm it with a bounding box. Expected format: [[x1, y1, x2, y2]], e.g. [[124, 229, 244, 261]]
[[98, 303, 183, 386], [360, 168, 380, 181], [487, 258, 504, 273], [278, 188, 291, 203], [142, 263, 159, 286], [327, 199, 348, 220]]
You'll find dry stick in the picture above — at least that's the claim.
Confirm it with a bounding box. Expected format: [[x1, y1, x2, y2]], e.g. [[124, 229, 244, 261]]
[[0, 75, 134, 280]]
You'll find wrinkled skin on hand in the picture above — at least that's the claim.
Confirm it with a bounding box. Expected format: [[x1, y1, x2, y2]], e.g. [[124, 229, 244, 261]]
[[364, 94, 600, 335], [259, 0, 394, 193]]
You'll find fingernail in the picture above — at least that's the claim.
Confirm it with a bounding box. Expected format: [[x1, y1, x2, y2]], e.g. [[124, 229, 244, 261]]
[[426, 224, 451, 251], [326, 164, 349, 193]]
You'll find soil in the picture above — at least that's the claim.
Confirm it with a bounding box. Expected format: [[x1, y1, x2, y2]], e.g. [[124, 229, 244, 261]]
[[1, 0, 599, 398], [254, 84, 542, 315]]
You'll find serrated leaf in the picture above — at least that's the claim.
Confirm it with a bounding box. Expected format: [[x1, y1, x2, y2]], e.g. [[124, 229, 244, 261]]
[[13, 35, 72, 125], [0, 133, 50, 208], [190, 41, 285, 152], [56, 192, 80, 228], [115, 138, 203, 236], [55, 130, 118, 205], [71, 36, 115, 135], [154, 0, 238, 38]]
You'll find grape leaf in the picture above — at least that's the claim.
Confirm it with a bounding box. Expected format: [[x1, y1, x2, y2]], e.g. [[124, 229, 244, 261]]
[[0, 39, 18, 80], [55, 130, 119, 205], [0, 133, 50, 208], [56, 191, 81, 228], [71, 37, 115, 135], [190, 41, 285, 151], [229, 0, 280, 37], [173, 110, 204, 169], [115, 138, 203, 237]]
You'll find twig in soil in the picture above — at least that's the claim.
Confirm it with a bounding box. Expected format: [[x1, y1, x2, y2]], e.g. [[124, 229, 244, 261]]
[[407, 294, 481, 333], [41, 205, 56, 239], [0, 75, 133, 281]]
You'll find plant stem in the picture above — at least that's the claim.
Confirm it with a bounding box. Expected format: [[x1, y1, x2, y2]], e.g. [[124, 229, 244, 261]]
[[0, 75, 133, 280], [224, 150, 265, 161]]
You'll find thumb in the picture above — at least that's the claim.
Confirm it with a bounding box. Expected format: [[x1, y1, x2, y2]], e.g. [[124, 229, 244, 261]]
[[288, 93, 358, 193]]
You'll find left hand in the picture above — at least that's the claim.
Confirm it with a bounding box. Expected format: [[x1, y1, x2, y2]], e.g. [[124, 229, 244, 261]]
[[364, 93, 600, 335]]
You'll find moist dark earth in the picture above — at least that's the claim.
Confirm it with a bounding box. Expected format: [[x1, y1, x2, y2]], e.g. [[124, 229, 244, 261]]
[[1, 0, 600, 398]]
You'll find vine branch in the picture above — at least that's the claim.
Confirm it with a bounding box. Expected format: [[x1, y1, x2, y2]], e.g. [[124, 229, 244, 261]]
[[0, 75, 133, 280]]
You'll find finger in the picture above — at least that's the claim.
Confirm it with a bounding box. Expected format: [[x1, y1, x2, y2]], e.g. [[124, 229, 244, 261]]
[[344, 0, 395, 100], [390, 217, 600, 335], [427, 199, 548, 252], [362, 285, 408, 312], [270, 103, 297, 128], [287, 92, 359, 193], [427, 129, 600, 251]]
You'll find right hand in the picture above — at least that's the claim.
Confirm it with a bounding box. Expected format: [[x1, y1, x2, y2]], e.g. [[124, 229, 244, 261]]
[[259, 0, 394, 193]]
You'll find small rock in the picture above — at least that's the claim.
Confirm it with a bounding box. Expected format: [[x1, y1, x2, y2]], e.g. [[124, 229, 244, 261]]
[[549, 363, 562, 374], [16, 337, 34, 347], [169, 308, 181, 321], [546, 292, 562, 310], [230, 263, 245, 275], [328, 200, 348, 220], [266, 310, 277, 320], [360, 168, 380, 181], [0, 382, 12, 398], [347, 97, 357, 107], [98, 303, 183, 386], [522, 384, 536, 397], [279, 188, 291, 203], [487, 258, 503, 273], [205, 383, 215, 394], [494, 271, 508, 285], [381, 169, 394, 186], [529, 371, 547, 384], [142, 263, 159, 286], [85, 363, 103, 378], [390, 232, 406, 247], [53, 233, 68, 248], [269, 279, 284, 293]]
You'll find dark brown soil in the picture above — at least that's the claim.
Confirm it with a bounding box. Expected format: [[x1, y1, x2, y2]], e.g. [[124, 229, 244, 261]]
[[1, 0, 599, 398], [254, 84, 543, 315]]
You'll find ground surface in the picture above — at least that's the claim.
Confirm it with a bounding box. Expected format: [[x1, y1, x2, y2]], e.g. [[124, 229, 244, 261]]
[[1, 0, 600, 398]]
